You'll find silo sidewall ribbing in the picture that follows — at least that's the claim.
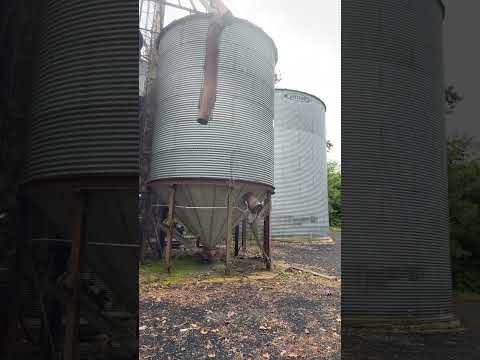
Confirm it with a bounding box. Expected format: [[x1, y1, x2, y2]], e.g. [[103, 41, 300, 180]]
[[24, 0, 139, 182], [272, 89, 329, 239], [342, 1, 451, 320], [150, 14, 277, 187]]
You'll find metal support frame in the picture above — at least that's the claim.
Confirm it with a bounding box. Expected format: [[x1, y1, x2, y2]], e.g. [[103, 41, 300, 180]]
[[263, 192, 272, 270], [241, 218, 247, 254], [164, 1, 202, 15], [234, 225, 240, 257], [164, 186, 176, 273], [225, 188, 233, 274], [63, 191, 87, 360]]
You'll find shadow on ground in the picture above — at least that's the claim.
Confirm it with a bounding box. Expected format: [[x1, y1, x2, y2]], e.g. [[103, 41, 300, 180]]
[[342, 299, 480, 360]]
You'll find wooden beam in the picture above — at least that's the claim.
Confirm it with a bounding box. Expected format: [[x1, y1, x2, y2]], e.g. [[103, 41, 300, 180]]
[[263, 192, 272, 270], [6, 194, 29, 359], [164, 186, 176, 273], [225, 189, 233, 274], [64, 191, 87, 360]]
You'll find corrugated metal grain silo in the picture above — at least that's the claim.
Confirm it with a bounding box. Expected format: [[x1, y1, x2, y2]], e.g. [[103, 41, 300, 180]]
[[271, 89, 329, 239], [342, 0, 452, 321], [24, 0, 139, 182], [150, 14, 277, 249], [21, 0, 139, 326]]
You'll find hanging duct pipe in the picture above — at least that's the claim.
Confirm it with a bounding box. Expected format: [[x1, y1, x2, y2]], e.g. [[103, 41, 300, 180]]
[[197, 0, 234, 124]]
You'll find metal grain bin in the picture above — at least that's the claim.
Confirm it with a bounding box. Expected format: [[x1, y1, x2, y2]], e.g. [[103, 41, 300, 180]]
[[271, 89, 329, 239], [24, 0, 139, 182], [150, 14, 277, 247], [342, 0, 451, 320]]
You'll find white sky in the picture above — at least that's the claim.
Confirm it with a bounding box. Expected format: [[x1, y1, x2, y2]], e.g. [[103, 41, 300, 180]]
[[443, 0, 480, 153], [163, 0, 341, 162]]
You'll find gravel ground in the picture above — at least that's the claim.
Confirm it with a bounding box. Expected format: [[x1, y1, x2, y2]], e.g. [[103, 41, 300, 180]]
[[273, 231, 341, 277], [140, 239, 341, 360], [342, 300, 480, 360]]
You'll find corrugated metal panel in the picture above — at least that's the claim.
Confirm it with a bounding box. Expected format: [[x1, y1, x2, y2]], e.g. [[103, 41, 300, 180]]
[[271, 89, 329, 238], [342, 0, 452, 319], [150, 14, 277, 186], [150, 14, 277, 247], [24, 0, 139, 182]]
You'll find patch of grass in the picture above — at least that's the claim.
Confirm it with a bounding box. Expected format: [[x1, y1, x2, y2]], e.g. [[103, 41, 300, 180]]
[[330, 227, 341, 232], [140, 256, 220, 285]]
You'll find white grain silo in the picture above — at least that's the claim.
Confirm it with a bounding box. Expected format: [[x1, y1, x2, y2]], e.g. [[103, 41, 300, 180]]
[[272, 89, 329, 239]]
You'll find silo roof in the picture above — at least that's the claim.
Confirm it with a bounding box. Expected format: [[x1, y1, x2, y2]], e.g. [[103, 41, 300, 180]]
[[275, 88, 327, 111], [156, 13, 278, 64]]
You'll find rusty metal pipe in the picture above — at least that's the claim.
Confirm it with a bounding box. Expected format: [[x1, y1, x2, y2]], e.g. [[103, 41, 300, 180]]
[[197, 10, 234, 124]]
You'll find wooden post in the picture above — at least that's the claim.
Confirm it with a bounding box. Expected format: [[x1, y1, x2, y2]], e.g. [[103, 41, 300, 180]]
[[64, 191, 87, 360], [234, 225, 240, 257], [263, 192, 272, 270], [241, 218, 247, 254], [165, 186, 176, 274], [6, 194, 29, 359], [225, 189, 233, 275]]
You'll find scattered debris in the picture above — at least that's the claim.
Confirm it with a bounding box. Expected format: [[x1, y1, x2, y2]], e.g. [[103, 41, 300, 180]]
[[140, 241, 341, 359]]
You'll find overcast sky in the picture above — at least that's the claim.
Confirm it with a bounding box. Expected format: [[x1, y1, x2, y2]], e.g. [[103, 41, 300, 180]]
[[443, 1, 480, 150], [164, 0, 341, 162]]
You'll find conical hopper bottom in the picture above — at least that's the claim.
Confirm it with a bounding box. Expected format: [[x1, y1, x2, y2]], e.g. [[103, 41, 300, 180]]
[[150, 180, 273, 249]]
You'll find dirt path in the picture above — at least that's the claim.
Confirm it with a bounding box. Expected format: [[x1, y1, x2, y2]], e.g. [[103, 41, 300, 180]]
[[273, 232, 341, 277], [140, 250, 341, 359]]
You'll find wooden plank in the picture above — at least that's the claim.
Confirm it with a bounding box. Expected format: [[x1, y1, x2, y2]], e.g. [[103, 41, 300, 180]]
[[287, 266, 339, 281], [164, 186, 176, 273], [63, 191, 86, 360]]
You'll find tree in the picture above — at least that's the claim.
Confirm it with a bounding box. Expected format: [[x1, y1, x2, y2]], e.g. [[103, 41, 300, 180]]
[[446, 86, 480, 292], [327, 160, 341, 228]]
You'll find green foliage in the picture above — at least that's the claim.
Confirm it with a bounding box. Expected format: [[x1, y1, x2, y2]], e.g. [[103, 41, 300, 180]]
[[447, 135, 480, 292], [327, 160, 341, 228], [445, 85, 480, 293]]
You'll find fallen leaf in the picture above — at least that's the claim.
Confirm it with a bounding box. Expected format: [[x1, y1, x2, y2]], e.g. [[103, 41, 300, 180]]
[[180, 328, 190, 333], [201, 328, 209, 334], [262, 353, 270, 359], [207, 353, 216, 358], [139, 326, 147, 331]]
